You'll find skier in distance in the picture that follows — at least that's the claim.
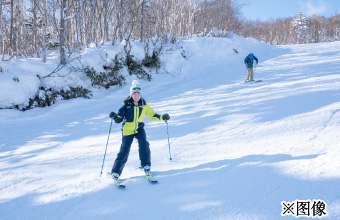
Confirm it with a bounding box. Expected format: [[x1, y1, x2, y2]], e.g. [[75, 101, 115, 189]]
[[244, 53, 259, 83]]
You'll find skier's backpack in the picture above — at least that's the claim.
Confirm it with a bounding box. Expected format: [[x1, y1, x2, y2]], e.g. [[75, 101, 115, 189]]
[[245, 53, 254, 68]]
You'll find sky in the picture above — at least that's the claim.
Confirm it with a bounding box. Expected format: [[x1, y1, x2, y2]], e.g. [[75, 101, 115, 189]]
[[241, 0, 340, 21]]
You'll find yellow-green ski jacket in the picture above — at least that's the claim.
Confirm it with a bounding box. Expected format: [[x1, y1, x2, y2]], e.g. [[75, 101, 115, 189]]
[[114, 98, 163, 136]]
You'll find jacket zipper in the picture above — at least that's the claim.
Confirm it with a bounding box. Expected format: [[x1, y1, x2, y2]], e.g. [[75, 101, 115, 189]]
[[134, 106, 138, 133]]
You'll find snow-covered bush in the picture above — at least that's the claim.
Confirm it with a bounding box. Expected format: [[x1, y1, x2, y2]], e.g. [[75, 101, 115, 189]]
[[196, 28, 233, 38], [125, 55, 152, 81], [46, 39, 60, 50], [141, 52, 160, 69], [17, 86, 91, 111], [83, 52, 125, 89], [84, 62, 125, 89]]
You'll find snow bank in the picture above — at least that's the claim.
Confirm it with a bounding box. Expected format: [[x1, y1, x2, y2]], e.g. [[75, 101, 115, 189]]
[[0, 35, 277, 109], [0, 72, 40, 108]]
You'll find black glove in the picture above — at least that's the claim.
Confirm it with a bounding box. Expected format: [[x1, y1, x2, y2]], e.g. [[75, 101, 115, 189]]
[[162, 113, 170, 121], [109, 112, 117, 119]]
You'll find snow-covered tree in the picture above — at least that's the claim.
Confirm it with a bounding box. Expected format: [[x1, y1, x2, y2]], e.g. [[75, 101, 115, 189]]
[[1, 0, 244, 58], [292, 11, 309, 44]]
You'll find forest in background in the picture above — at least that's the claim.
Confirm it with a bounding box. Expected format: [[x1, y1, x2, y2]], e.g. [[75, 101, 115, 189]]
[[238, 12, 340, 45], [0, 0, 242, 62], [1, 0, 339, 63]]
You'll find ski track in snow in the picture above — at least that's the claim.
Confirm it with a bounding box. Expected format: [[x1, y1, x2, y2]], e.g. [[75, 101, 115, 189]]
[[1, 39, 340, 220]]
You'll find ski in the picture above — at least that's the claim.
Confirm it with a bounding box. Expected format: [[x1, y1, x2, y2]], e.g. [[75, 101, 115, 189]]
[[241, 79, 262, 84], [139, 167, 158, 184], [248, 79, 262, 83], [107, 172, 126, 189], [145, 174, 158, 184], [111, 179, 126, 189]]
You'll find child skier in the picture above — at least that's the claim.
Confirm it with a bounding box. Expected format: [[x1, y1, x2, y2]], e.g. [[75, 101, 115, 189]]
[[109, 80, 170, 184], [244, 53, 259, 83]]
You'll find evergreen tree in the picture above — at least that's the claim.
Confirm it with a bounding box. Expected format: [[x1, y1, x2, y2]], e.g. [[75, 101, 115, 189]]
[[292, 11, 309, 44]]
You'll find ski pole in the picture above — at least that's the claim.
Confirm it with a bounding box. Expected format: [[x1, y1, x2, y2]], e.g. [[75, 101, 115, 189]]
[[100, 118, 113, 177], [165, 120, 172, 161]]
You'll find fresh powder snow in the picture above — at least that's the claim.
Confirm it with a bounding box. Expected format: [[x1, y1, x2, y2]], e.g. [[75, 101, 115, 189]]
[[0, 36, 340, 220]]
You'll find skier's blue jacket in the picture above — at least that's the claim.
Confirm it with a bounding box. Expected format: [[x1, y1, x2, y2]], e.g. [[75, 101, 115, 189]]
[[244, 54, 258, 68], [114, 97, 163, 136]]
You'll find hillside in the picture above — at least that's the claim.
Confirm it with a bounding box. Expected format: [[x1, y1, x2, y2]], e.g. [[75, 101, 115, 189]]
[[1, 36, 340, 220]]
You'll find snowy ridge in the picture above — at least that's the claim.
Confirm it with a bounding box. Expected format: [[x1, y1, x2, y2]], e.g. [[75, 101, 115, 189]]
[[1, 37, 340, 219]]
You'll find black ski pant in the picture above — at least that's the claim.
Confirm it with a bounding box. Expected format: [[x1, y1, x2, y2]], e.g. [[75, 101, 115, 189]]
[[111, 128, 151, 176]]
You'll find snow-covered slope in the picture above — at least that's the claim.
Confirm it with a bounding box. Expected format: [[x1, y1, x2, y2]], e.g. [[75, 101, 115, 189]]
[[1, 37, 340, 220]]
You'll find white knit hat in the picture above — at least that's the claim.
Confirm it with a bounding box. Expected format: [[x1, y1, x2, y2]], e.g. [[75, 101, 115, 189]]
[[130, 80, 142, 97]]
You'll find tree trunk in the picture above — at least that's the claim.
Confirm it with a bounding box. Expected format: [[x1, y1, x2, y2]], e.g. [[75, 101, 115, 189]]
[[9, 0, 14, 55], [33, 0, 40, 58], [140, 0, 145, 42], [42, 0, 48, 62], [60, 0, 67, 64]]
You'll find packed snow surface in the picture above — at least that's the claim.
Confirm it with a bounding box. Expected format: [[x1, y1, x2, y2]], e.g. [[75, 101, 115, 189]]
[[1, 36, 340, 220]]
